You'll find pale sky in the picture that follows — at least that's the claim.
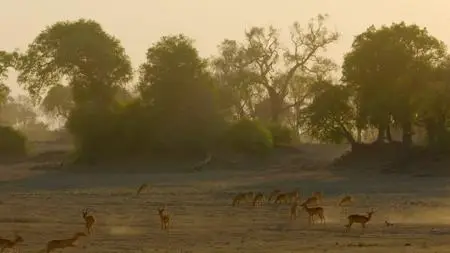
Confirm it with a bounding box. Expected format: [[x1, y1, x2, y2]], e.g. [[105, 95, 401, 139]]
[[2, 0, 450, 95]]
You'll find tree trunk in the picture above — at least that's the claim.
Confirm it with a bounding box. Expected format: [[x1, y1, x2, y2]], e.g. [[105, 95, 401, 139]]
[[402, 121, 412, 148], [267, 87, 283, 123], [376, 124, 386, 143], [386, 125, 392, 142]]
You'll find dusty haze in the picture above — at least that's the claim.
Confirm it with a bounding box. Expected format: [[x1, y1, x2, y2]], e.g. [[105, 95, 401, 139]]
[[2, 0, 450, 95]]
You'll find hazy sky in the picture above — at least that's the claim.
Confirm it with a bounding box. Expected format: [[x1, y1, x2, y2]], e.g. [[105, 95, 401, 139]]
[[2, 0, 450, 95]]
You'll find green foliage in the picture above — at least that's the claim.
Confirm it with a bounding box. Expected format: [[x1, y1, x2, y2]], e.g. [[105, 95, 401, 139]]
[[301, 80, 356, 144], [0, 126, 27, 156], [0, 96, 37, 127], [223, 119, 273, 154], [17, 19, 132, 105], [212, 14, 339, 123], [138, 34, 224, 153], [41, 84, 74, 119], [342, 22, 447, 143], [267, 123, 293, 145]]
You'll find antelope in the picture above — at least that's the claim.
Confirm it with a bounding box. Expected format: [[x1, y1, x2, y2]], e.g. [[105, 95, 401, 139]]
[[252, 192, 265, 207], [244, 191, 255, 202], [290, 201, 299, 220], [385, 220, 394, 227], [345, 209, 375, 232], [158, 207, 170, 230], [287, 189, 300, 203], [232, 193, 247, 206], [301, 203, 325, 225], [338, 195, 353, 206], [136, 183, 149, 196], [268, 190, 281, 202], [0, 235, 23, 252], [302, 196, 319, 206], [46, 232, 86, 253], [312, 191, 323, 202], [82, 208, 95, 235]]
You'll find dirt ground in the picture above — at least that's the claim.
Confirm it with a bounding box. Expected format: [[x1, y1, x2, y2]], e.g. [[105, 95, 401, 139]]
[[0, 143, 450, 252]]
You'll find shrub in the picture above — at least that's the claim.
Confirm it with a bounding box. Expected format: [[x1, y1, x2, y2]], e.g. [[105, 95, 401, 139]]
[[267, 123, 293, 145], [222, 119, 273, 155], [0, 126, 27, 156]]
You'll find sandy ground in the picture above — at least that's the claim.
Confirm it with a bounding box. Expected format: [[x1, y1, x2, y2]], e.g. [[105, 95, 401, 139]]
[[0, 144, 450, 252]]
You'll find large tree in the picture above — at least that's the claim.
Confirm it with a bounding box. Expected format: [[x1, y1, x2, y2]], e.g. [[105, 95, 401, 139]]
[[0, 51, 16, 106], [17, 19, 133, 108], [212, 14, 339, 124], [301, 80, 357, 145], [138, 34, 223, 152], [342, 22, 447, 146], [16, 19, 133, 158]]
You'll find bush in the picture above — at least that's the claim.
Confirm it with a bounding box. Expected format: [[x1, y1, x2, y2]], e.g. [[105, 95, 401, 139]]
[[222, 119, 273, 155], [267, 123, 293, 145], [0, 126, 27, 156]]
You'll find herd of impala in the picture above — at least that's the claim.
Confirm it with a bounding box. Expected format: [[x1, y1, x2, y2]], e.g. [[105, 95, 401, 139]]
[[0, 183, 383, 252], [232, 189, 377, 232]]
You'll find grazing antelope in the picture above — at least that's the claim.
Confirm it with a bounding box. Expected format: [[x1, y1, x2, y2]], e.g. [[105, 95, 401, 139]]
[[385, 220, 394, 227], [46, 232, 86, 253], [268, 189, 281, 202], [158, 207, 170, 230], [338, 195, 353, 206], [0, 235, 23, 252], [274, 193, 289, 205], [82, 208, 96, 235], [345, 209, 375, 232], [252, 192, 265, 207], [244, 191, 255, 202], [302, 196, 319, 206], [232, 193, 247, 206], [290, 201, 299, 220], [301, 203, 325, 225], [136, 183, 149, 196]]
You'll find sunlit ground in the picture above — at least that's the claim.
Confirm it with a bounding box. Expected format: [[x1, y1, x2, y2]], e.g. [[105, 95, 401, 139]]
[[0, 165, 448, 253]]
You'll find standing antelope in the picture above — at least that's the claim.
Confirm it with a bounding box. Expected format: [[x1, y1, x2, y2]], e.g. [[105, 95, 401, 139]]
[[287, 189, 300, 203], [290, 201, 299, 220], [339, 195, 353, 206], [301, 203, 325, 225], [312, 191, 323, 200], [0, 235, 23, 252], [302, 196, 319, 206], [82, 208, 96, 235], [136, 183, 149, 196], [244, 192, 255, 202], [252, 192, 265, 207], [345, 209, 375, 232], [158, 207, 170, 230], [46, 232, 86, 253], [232, 193, 247, 206], [268, 189, 281, 202]]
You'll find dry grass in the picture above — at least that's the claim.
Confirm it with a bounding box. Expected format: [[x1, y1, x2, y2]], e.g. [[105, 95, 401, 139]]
[[0, 143, 448, 252]]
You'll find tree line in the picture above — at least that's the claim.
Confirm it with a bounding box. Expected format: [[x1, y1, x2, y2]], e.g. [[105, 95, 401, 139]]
[[1, 14, 450, 162]]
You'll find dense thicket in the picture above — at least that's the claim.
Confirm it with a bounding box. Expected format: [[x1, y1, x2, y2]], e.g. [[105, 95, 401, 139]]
[[1, 16, 450, 161]]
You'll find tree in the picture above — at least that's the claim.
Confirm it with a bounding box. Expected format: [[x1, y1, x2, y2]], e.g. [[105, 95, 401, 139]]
[[41, 84, 132, 120], [17, 19, 132, 107], [301, 80, 356, 145], [138, 34, 223, 153], [16, 19, 133, 159], [212, 14, 339, 124], [41, 84, 74, 119], [415, 59, 450, 148], [0, 95, 37, 128], [0, 51, 16, 106], [342, 22, 447, 146]]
